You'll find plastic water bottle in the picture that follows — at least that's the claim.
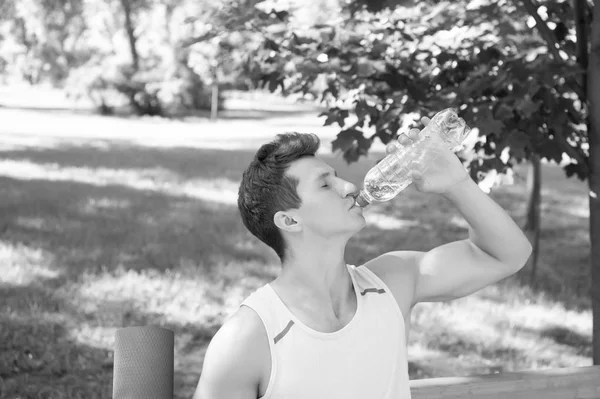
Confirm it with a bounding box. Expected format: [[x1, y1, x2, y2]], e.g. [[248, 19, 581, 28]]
[[354, 108, 471, 208]]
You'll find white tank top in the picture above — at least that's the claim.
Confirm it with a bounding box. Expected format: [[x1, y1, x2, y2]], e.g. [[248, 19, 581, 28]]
[[239, 264, 411, 399]]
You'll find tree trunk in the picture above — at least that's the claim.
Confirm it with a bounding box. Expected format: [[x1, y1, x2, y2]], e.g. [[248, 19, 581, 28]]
[[575, 0, 590, 95], [211, 61, 219, 121], [588, 0, 600, 365], [120, 0, 139, 71], [211, 82, 219, 121], [524, 153, 542, 286]]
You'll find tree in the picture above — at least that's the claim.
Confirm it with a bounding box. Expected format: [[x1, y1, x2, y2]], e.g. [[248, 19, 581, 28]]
[[182, 0, 291, 119], [119, 0, 142, 71], [0, 0, 263, 115], [0, 0, 88, 84], [249, 0, 599, 363]]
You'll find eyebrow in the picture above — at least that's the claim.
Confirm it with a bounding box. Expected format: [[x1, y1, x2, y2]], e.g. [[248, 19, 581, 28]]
[[315, 169, 338, 181]]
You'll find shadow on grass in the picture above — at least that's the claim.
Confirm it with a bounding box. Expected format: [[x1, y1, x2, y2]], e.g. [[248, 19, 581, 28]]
[[0, 103, 325, 122], [0, 176, 273, 278]]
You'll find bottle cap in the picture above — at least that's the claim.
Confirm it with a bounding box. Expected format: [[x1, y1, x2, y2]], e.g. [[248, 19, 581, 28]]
[[355, 191, 371, 208]]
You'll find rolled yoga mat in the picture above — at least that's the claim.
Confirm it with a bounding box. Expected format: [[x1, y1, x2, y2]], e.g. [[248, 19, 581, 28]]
[[113, 326, 174, 399]]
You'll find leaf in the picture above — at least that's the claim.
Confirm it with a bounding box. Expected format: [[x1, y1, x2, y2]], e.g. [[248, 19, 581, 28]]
[[478, 115, 505, 135], [331, 128, 372, 164], [507, 130, 531, 148], [264, 38, 279, 51], [506, 131, 530, 160], [406, 80, 428, 102], [354, 99, 374, 125], [493, 103, 513, 121], [554, 22, 568, 42], [267, 75, 281, 92], [337, 109, 349, 127], [564, 163, 587, 181], [323, 80, 340, 99], [375, 131, 393, 144], [478, 47, 502, 64], [291, 33, 316, 46], [537, 138, 564, 164], [274, 10, 289, 21], [342, 145, 369, 163], [507, 59, 531, 82], [517, 99, 540, 118], [436, 51, 454, 65], [320, 111, 338, 126], [320, 108, 349, 128], [370, 41, 388, 58]]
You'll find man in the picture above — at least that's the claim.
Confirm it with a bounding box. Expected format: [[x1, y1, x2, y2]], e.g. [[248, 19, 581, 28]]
[[193, 117, 533, 399]]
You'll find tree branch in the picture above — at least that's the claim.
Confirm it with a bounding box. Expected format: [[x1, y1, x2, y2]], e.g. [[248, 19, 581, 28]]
[[182, 31, 218, 47], [520, 0, 562, 59], [574, 0, 589, 99], [518, 0, 585, 99]]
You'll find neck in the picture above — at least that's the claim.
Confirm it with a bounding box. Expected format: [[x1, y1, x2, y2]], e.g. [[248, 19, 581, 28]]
[[276, 235, 353, 309]]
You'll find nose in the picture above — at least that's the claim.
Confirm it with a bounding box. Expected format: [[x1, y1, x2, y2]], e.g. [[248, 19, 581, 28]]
[[342, 181, 359, 199]]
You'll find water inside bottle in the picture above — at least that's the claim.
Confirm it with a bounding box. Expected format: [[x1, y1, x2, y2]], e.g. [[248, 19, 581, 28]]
[[363, 168, 412, 202]]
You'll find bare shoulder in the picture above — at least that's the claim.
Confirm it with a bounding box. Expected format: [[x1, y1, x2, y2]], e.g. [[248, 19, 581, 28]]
[[362, 251, 422, 310], [193, 306, 270, 399]]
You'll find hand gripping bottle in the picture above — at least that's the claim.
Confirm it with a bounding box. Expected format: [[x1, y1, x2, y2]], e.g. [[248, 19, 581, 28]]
[[354, 108, 471, 208]]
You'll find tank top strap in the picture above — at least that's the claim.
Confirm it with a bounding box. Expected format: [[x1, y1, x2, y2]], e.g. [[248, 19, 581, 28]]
[[238, 285, 296, 345], [348, 263, 390, 295]]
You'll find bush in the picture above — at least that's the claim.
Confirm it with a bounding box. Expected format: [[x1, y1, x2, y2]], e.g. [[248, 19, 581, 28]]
[[66, 56, 224, 117]]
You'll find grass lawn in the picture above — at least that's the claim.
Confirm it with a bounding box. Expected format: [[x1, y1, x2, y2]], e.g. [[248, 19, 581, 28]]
[[0, 92, 593, 398]]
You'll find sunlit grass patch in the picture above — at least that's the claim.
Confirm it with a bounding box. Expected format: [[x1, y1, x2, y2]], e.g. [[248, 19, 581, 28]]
[[0, 240, 59, 285], [409, 283, 592, 377], [61, 259, 277, 345]]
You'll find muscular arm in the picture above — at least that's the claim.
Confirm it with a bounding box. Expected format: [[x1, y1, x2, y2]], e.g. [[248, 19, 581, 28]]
[[193, 307, 269, 399], [368, 178, 532, 306]]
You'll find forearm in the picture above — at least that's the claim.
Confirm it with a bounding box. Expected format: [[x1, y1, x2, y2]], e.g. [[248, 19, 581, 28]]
[[441, 177, 533, 266]]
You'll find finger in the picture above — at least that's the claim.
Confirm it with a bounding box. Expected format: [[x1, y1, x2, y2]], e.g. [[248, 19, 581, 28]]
[[397, 133, 411, 146], [408, 128, 420, 141], [386, 142, 401, 154], [421, 116, 431, 126]]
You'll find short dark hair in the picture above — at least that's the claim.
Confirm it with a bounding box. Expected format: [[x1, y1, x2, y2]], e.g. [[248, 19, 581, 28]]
[[237, 132, 320, 263]]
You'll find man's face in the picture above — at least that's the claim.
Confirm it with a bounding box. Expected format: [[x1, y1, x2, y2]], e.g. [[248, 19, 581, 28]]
[[285, 156, 366, 237]]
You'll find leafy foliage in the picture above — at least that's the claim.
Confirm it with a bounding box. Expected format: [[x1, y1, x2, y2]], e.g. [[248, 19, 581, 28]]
[[248, 0, 590, 185], [0, 0, 286, 115], [0, 0, 592, 180]]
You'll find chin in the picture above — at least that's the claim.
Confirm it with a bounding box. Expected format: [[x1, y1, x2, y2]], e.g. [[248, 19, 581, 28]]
[[349, 217, 367, 233]]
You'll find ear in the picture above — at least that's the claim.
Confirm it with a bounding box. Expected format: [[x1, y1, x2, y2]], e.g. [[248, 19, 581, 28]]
[[274, 210, 302, 233]]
